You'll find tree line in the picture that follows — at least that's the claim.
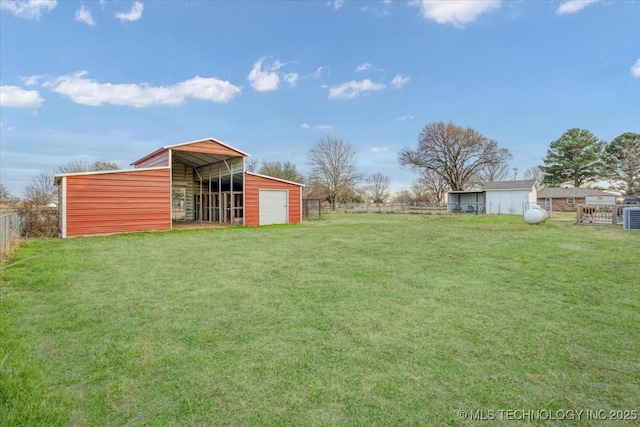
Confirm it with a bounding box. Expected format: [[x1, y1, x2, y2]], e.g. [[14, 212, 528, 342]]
[[307, 124, 638, 209], [2, 126, 637, 208]]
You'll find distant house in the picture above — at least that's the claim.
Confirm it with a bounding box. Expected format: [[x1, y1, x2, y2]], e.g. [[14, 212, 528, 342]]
[[537, 188, 618, 212], [447, 179, 539, 215]]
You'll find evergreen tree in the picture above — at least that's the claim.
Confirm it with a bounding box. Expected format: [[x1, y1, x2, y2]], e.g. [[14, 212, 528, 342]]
[[540, 128, 605, 187]]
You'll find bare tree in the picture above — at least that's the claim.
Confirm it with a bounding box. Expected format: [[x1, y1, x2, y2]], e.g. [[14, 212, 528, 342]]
[[400, 122, 510, 191], [365, 173, 390, 205], [259, 160, 305, 183], [351, 185, 368, 204], [307, 136, 361, 210], [57, 160, 119, 173], [0, 183, 10, 201], [473, 147, 512, 185], [416, 169, 449, 204], [24, 172, 57, 205], [523, 166, 545, 182], [91, 161, 119, 171], [57, 160, 90, 173], [394, 190, 413, 204], [302, 176, 325, 199], [245, 157, 259, 172], [410, 179, 429, 203]]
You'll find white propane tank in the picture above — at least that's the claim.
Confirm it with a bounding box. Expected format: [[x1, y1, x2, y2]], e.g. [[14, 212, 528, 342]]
[[524, 204, 547, 224]]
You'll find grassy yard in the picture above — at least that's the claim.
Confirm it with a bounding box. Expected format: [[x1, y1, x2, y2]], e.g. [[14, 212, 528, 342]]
[[1, 213, 639, 426]]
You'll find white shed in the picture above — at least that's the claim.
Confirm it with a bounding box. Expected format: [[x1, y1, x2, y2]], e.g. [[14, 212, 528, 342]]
[[483, 180, 539, 215]]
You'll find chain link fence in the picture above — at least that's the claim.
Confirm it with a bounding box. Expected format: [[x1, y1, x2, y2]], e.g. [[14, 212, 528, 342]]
[[1, 211, 26, 260], [329, 202, 447, 214]]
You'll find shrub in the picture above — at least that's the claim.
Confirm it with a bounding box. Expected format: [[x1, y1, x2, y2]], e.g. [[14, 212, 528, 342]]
[[22, 205, 59, 238]]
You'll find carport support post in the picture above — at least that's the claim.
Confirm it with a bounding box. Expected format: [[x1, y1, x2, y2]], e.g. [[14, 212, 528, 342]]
[[194, 168, 203, 222], [224, 159, 234, 225], [230, 170, 234, 224], [208, 172, 212, 222], [218, 168, 222, 224]]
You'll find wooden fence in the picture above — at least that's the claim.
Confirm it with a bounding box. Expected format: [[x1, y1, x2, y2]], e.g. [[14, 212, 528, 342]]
[[576, 204, 631, 225]]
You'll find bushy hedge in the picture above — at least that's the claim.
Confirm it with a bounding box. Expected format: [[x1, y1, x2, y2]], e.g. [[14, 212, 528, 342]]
[[23, 206, 59, 238]]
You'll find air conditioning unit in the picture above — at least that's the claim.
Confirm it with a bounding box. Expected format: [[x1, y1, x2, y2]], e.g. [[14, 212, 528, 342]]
[[623, 207, 640, 230]]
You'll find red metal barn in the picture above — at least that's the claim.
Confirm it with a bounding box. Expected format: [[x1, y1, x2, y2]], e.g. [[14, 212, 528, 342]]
[[55, 138, 304, 238]]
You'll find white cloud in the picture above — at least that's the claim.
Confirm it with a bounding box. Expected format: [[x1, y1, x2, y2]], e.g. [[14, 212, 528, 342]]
[[359, 4, 392, 18], [75, 5, 95, 26], [333, 0, 345, 10], [301, 123, 333, 131], [284, 72, 299, 87], [44, 71, 241, 107], [356, 63, 384, 72], [0, 85, 44, 108], [115, 1, 143, 22], [631, 59, 640, 78], [272, 59, 286, 70], [312, 66, 327, 78], [247, 57, 281, 91], [412, 0, 501, 28], [20, 75, 43, 86], [328, 79, 386, 99], [390, 73, 410, 88], [397, 115, 414, 122], [0, 0, 57, 20], [370, 146, 389, 153], [556, 0, 599, 15]]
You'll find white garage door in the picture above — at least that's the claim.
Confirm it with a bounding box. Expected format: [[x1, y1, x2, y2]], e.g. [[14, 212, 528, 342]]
[[259, 190, 288, 225]]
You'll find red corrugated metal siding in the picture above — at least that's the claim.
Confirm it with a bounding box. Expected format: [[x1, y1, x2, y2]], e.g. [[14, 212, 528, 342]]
[[64, 169, 171, 237], [244, 173, 301, 226], [173, 140, 246, 157], [133, 150, 170, 168]]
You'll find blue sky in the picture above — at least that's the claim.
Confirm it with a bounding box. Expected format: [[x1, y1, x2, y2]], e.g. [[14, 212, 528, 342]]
[[1, 0, 639, 197]]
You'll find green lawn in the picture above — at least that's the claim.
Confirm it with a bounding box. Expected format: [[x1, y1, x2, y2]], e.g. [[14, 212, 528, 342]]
[[1, 213, 639, 426]]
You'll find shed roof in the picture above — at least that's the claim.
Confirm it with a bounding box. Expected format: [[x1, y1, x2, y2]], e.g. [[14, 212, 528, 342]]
[[54, 166, 170, 186], [482, 179, 538, 191], [245, 171, 305, 187], [131, 137, 249, 167], [537, 187, 617, 198]]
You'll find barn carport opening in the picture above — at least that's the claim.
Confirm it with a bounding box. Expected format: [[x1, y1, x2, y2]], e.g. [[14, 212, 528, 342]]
[[169, 149, 245, 226]]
